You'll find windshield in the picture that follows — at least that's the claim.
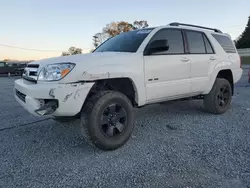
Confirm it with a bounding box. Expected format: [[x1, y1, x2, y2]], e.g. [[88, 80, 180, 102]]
[[94, 29, 154, 53]]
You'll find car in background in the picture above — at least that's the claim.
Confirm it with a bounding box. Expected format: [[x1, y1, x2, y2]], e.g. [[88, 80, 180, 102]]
[[0, 61, 26, 76]]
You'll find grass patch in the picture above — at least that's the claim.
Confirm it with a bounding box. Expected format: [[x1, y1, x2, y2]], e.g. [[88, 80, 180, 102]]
[[241, 56, 250, 64]]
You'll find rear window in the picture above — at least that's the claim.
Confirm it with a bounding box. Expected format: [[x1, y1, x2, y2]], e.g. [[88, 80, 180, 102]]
[[212, 34, 236, 53], [186, 31, 206, 54], [203, 35, 214, 54]]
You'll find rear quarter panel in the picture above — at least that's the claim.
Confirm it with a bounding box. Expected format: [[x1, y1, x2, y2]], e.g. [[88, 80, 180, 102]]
[[203, 33, 242, 94]]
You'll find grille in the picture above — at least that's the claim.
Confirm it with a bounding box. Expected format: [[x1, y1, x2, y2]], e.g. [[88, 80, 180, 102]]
[[22, 64, 39, 83], [27, 64, 39, 68], [16, 89, 26, 103], [29, 71, 37, 76]]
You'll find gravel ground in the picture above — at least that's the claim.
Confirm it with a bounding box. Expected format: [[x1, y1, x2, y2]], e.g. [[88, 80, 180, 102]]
[[0, 70, 250, 188]]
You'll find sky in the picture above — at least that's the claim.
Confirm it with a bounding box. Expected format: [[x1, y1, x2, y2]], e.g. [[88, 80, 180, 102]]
[[0, 0, 249, 61]]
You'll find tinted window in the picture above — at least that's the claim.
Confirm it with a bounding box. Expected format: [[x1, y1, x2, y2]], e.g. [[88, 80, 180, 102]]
[[0, 63, 5, 67], [203, 35, 214, 54], [148, 29, 184, 54], [212, 34, 236, 53], [94, 29, 154, 53], [186, 31, 206, 54]]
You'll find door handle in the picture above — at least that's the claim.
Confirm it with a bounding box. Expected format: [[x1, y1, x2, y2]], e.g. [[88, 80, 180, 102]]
[[210, 56, 216, 61], [180, 57, 190, 62]]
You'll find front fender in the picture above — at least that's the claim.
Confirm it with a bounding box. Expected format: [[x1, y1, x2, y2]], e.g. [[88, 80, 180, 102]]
[[80, 65, 146, 106]]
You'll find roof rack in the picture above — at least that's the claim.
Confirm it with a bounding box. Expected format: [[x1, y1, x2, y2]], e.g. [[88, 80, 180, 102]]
[[169, 22, 223, 33]]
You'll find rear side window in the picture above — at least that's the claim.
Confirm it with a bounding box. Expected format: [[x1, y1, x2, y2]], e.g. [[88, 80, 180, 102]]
[[148, 29, 184, 54], [0, 62, 5, 67], [203, 35, 214, 54], [186, 31, 206, 54], [212, 34, 236, 53]]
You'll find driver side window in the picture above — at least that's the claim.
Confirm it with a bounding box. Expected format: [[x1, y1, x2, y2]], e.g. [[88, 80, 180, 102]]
[[147, 29, 185, 55]]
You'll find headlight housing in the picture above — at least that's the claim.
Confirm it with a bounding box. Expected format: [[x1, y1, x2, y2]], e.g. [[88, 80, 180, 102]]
[[38, 63, 75, 81]]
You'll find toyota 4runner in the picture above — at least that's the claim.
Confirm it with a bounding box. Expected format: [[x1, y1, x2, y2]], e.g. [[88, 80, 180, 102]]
[[14, 22, 243, 150]]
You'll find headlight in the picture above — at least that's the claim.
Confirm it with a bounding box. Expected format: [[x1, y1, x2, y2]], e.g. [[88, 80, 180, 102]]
[[38, 63, 75, 81]]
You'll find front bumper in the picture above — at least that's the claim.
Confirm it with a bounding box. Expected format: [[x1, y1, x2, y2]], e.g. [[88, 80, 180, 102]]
[[14, 79, 94, 117]]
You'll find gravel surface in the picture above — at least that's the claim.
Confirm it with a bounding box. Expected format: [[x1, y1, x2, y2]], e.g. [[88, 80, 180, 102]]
[[0, 71, 250, 188]]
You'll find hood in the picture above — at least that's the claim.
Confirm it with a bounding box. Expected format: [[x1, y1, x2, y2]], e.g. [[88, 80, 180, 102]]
[[30, 52, 133, 68], [27, 51, 143, 84]]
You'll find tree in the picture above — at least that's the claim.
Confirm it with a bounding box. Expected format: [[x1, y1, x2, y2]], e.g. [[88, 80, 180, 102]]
[[93, 20, 149, 43], [93, 32, 108, 48], [61, 46, 82, 56], [132, 20, 149, 30], [61, 52, 70, 56], [103, 21, 134, 37], [236, 16, 250, 49]]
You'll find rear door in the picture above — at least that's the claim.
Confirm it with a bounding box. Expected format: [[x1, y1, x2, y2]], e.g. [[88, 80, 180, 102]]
[[184, 30, 216, 93]]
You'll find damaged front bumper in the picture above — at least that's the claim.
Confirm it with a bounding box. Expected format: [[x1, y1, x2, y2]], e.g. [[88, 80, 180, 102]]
[[14, 79, 94, 117]]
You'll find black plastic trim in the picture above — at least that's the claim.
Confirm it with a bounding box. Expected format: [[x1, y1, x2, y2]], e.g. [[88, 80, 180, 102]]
[[16, 89, 26, 102], [22, 75, 37, 83]]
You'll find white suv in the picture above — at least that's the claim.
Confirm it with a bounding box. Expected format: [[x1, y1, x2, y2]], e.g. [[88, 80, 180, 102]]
[[14, 22, 242, 150]]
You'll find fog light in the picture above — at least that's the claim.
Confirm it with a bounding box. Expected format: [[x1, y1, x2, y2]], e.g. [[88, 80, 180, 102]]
[[35, 101, 58, 116]]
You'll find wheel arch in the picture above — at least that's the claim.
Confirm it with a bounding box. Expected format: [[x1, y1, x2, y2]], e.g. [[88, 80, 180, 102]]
[[216, 69, 234, 95], [204, 68, 234, 95], [83, 77, 139, 107]]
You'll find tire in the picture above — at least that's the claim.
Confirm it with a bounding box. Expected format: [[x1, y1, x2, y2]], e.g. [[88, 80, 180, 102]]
[[80, 90, 135, 150], [203, 78, 232, 114]]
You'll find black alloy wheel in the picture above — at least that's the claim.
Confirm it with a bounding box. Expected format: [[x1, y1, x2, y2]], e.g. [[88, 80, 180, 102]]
[[100, 104, 127, 138], [81, 90, 135, 150]]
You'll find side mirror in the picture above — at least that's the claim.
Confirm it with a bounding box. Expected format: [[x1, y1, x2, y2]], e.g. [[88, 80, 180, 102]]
[[146, 39, 169, 55]]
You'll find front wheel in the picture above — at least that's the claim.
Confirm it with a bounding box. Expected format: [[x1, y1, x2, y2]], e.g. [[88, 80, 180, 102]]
[[203, 78, 232, 114], [81, 91, 135, 150]]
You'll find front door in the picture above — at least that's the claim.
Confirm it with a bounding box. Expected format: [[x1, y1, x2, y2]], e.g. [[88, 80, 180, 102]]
[[143, 29, 191, 102]]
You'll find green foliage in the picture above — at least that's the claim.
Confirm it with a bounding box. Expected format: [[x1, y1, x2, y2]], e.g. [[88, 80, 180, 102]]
[[236, 16, 250, 49], [241, 56, 250, 64], [61, 47, 82, 56]]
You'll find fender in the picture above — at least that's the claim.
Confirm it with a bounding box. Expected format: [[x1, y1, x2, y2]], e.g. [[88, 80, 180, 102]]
[[80, 64, 146, 106], [203, 60, 233, 94]]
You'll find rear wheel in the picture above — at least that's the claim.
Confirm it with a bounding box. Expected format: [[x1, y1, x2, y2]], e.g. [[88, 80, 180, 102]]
[[203, 78, 232, 114], [81, 91, 134, 150]]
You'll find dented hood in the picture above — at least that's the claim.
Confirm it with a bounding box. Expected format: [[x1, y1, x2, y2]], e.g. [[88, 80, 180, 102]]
[[30, 52, 133, 69], [31, 51, 142, 83]]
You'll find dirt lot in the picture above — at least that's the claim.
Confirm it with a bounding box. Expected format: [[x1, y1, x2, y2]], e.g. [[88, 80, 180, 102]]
[[0, 69, 250, 188]]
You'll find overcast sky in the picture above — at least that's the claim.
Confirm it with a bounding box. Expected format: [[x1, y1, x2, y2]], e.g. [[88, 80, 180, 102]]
[[0, 0, 249, 60]]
